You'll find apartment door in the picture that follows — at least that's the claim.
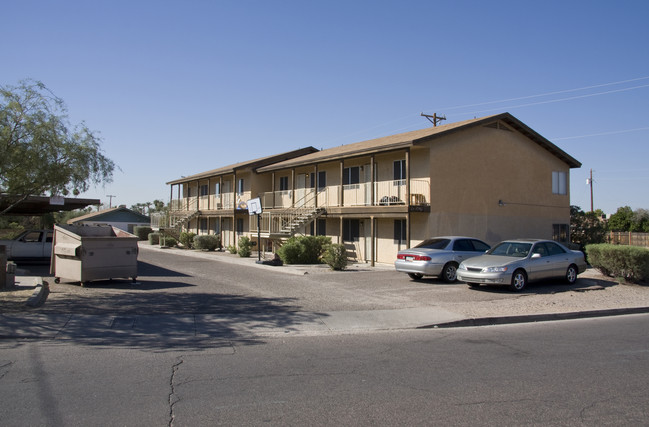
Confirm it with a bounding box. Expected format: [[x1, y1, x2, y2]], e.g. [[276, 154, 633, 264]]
[[222, 180, 232, 209], [359, 219, 372, 263], [364, 164, 372, 205], [296, 173, 307, 206], [222, 218, 232, 247]]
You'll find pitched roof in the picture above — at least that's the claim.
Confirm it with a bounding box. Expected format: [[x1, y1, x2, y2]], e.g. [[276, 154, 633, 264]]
[[166, 146, 319, 185], [67, 206, 150, 224], [257, 113, 581, 171]]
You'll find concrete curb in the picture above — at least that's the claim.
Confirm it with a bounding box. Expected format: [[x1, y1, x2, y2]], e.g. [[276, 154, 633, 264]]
[[25, 277, 48, 308], [422, 306, 649, 329]]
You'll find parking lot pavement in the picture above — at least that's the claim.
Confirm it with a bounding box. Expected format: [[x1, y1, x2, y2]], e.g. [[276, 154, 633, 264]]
[[1, 243, 649, 342]]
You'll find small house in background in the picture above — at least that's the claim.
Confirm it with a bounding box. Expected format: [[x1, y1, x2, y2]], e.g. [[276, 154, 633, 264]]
[[67, 206, 150, 233]]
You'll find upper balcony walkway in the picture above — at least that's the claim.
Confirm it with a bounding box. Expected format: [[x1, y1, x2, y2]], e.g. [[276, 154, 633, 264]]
[[154, 178, 429, 228]]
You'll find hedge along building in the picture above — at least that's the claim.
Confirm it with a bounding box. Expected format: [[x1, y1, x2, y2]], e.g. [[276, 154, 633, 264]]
[[160, 113, 581, 265]]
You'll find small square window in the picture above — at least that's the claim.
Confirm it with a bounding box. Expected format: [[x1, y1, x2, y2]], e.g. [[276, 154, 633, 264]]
[[279, 176, 289, 191], [552, 171, 567, 195]]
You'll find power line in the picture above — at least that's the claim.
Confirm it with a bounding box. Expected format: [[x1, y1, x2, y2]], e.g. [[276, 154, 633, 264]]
[[552, 127, 649, 141], [461, 83, 649, 116], [320, 76, 649, 149], [431, 75, 649, 112]]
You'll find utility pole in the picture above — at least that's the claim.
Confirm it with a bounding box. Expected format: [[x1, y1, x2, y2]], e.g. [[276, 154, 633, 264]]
[[106, 195, 116, 208], [421, 113, 446, 127]]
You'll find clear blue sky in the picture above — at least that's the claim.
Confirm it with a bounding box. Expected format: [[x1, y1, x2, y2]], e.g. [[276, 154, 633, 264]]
[[3, 0, 648, 215]]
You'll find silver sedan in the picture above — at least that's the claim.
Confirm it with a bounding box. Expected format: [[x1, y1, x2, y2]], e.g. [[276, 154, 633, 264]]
[[457, 239, 587, 291], [395, 236, 491, 282]]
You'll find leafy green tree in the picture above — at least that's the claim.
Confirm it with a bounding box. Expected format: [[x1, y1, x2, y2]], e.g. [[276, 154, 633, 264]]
[[631, 208, 649, 232], [0, 79, 116, 215], [570, 205, 606, 247], [130, 199, 167, 215], [607, 206, 634, 232]]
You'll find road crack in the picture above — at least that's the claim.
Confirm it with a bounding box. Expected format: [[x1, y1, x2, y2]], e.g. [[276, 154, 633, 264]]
[[0, 361, 14, 380], [168, 357, 184, 427]]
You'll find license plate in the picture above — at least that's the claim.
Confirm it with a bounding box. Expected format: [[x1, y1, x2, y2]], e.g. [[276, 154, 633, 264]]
[[405, 256, 415, 261]]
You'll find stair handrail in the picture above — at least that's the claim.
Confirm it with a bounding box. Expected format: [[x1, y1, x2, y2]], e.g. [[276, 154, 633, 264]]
[[254, 189, 325, 236]]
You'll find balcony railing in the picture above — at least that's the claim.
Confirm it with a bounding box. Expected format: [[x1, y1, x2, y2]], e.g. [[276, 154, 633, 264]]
[[257, 179, 429, 209], [170, 179, 429, 213]]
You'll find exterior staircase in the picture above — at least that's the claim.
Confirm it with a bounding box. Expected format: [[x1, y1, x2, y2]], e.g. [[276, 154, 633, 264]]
[[160, 210, 200, 239], [150, 196, 200, 239], [253, 191, 326, 246], [272, 206, 325, 238]]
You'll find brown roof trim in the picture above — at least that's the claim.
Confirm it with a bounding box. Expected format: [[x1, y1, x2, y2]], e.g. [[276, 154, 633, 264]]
[[257, 113, 581, 172], [166, 146, 319, 185]]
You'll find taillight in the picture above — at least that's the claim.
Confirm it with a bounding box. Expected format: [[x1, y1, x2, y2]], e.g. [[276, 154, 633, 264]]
[[397, 254, 431, 261]]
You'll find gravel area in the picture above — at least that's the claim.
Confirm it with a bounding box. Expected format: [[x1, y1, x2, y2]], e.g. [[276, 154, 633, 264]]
[[452, 269, 649, 318]]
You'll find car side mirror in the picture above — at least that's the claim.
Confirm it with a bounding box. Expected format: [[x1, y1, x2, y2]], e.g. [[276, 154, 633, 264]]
[[531, 253, 542, 259]]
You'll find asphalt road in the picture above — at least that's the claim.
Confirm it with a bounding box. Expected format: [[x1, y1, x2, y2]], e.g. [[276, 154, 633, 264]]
[[1, 314, 648, 426], [18, 245, 587, 316]]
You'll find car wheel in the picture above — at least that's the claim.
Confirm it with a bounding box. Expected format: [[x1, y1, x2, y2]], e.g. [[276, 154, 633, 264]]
[[509, 269, 527, 292], [408, 273, 423, 280], [565, 264, 578, 284], [442, 262, 458, 283]]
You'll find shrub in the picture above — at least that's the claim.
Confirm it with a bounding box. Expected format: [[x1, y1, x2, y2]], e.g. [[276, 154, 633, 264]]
[[193, 234, 221, 251], [586, 244, 649, 282], [162, 236, 177, 248], [147, 232, 160, 245], [227, 245, 237, 254], [301, 235, 332, 263], [277, 235, 332, 264], [238, 236, 252, 257], [322, 244, 348, 270], [277, 238, 303, 264], [179, 232, 196, 249], [133, 226, 153, 240]]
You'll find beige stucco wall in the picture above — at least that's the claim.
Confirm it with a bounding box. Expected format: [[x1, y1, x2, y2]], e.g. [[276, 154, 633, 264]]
[[411, 123, 572, 245]]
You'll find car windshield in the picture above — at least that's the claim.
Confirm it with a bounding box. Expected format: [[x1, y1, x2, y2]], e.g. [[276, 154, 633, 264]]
[[488, 242, 532, 258], [413, 238, 450, 250]]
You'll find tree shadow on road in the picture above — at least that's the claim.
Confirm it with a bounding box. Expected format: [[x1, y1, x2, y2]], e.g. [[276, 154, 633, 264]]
[[2, 284, 328, 351]]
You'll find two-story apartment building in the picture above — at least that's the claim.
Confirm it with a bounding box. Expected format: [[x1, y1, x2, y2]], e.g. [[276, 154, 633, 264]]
[[161, 113, 581, 265]]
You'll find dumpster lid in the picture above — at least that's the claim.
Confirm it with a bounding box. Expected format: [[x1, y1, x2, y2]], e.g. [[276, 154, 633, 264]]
[[54, 242, 80, 257]]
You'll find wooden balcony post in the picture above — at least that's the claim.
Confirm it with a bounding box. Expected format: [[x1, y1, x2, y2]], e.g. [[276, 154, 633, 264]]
[[370, 156, 375, 206], [195, 179, 199, 210], [291, 169, 295, 207], [340, 160, 344, 206], [405, 149, 411, 205], [406, 213, 411, 248], [271, 173, 276, 209], [219, 176, 223, 208], [314, 165, 318, 208], [370, 216, 375, 267]]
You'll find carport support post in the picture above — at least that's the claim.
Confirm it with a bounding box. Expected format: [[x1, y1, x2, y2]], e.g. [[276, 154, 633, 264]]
[[0, 245, 6, 289]]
